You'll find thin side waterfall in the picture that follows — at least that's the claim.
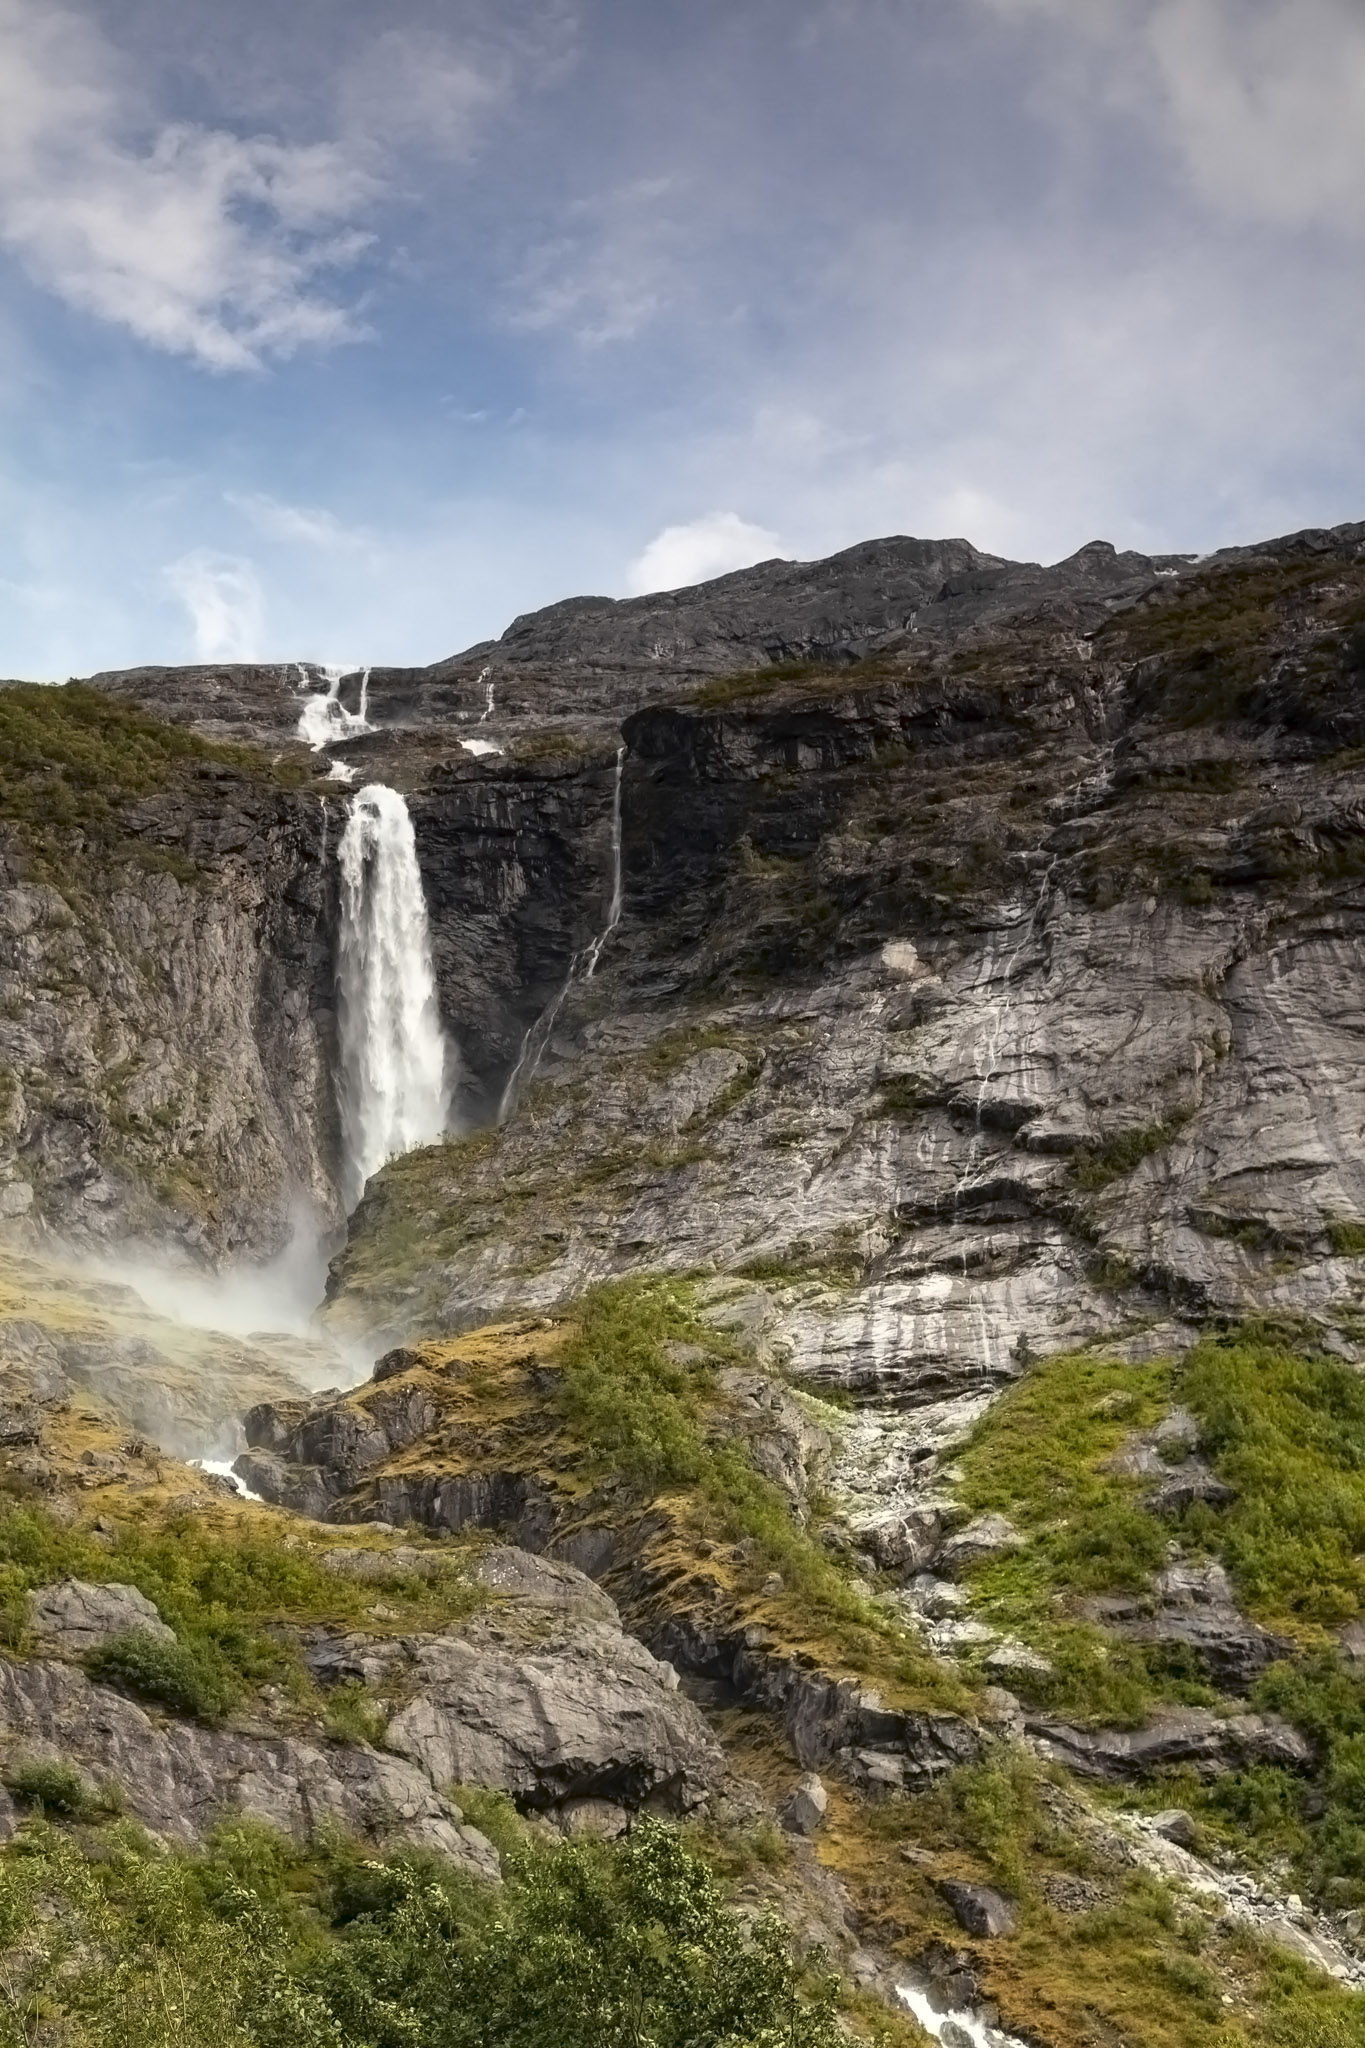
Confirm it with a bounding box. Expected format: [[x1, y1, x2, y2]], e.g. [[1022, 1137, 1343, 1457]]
[[336, 784, 451, 1209], [498, 745, 625, 1122]]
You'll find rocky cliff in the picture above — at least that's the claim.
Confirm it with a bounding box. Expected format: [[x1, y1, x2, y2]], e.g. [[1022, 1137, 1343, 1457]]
[[6, 520, 1365, 2047]]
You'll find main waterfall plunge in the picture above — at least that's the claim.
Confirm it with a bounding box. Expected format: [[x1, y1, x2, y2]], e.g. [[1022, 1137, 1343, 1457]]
[[335, 784, 451, 1208]]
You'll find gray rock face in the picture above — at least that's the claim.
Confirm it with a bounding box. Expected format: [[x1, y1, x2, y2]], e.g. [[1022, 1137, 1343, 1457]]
[[937, 1516, 1024, 1578], [310, 1615, 721, 1815], [0, 1655, 498, 1875], [1108, 1557, 1294, 1693], [27, 1580, 174, 1656], [0, 772, 340, 1254], [471, 1545, 620, 1624]]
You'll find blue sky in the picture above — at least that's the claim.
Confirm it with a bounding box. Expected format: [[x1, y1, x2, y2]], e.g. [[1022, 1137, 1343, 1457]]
[[1, 0, 1363, 675]]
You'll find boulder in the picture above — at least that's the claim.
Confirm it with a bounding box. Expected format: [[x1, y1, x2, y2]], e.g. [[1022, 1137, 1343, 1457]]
[[27, 1579, 174, 1657], [936, 1879, 1018, 1939], [982, 1641, 1054, 1684], [1149, 1808, 1199, 1850], [473, 1546, 620, 1625], [778, 1772, 829, 1836], [937, 1515, 1023, 1577], [378, 1619, 724, 1813]]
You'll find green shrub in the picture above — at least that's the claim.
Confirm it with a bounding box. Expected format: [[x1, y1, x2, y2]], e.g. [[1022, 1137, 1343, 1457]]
[[5, 1759, 93, 1817], [0, 1815, 844, 2048], [84, 1630, 240, 1724]]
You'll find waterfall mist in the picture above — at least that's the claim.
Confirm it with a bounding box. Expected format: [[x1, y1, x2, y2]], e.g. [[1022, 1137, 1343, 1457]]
[[336, 783, 452, 1208]]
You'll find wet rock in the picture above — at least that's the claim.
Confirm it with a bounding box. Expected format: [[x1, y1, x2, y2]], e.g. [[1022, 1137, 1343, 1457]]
[[27, 1579, 174, 1656], [778, 1772, 829, 1835], [936, 1879, 1018, 1939]]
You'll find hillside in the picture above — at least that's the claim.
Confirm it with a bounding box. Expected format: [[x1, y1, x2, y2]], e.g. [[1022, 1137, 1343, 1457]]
[[3, 521, 1365, 2044]]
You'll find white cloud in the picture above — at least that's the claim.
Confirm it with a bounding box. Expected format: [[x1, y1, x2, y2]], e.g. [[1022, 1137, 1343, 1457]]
[[165, 551, 263, 660], [0, 0, 377, 371], [977, 0, 1365, 233], [227, 492, 370, 553], [626, 513, 783, 596]]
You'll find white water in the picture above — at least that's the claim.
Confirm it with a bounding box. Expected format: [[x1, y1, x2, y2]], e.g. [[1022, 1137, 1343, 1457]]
[[475, 665, 495, 723], [336, 784, 451, 1207], [498, 745, 625, 1121], [297, 663, 373, 750], [898, 1986, 1028, 2048]]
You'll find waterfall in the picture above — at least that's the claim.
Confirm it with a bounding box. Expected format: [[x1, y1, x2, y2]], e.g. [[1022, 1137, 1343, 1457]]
[[297, 664, 373, 751], [335, 784, 451, 1208], [581, 745, 625, 981], [499, 745, 626, 1121], [476, 666, 495, 723]]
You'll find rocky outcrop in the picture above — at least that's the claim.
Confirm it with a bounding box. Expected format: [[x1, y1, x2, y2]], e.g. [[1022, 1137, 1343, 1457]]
[[0, 1654, 499, 1874], [1026, 1708, 1315, 1782], [27, 1579, 173, 1655], [299, 1544, 723, 1816]]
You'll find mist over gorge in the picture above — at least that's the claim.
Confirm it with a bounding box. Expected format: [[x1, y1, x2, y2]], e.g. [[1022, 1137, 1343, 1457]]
[[7, 522, 1365, 2045]]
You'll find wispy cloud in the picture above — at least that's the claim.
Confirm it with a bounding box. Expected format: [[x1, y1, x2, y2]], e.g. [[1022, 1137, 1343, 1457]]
[[227, 491, 371, 553], [164, 550, 263, 658], [510, 178, 689, 344], [979, 0, 1365, 233], [626, 512, 782, 595]]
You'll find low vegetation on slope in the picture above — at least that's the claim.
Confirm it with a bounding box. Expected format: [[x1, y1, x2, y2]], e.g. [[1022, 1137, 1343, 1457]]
[[0, 682, 303, 874], [946, 1325, 1365, 1907]]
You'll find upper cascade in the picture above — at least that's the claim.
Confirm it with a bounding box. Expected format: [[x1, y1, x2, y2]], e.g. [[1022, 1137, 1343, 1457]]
[[335, 783, 452, 1208], [296, 664, 373, 754]]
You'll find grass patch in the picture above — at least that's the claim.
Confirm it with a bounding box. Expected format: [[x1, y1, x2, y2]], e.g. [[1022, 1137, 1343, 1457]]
[[0, 683, 298, 879], [1327, 1219, 1365, 1258], [4, 1760, 107, 1819]]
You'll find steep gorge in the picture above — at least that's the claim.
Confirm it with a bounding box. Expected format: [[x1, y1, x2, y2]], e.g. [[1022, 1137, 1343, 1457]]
[[5, 522, 1365, 2045]]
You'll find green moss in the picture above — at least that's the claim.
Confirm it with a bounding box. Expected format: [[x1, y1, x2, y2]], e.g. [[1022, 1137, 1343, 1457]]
[[1327, 1219, 1365, 1258], [0, 1505, 481, 1708], [1070, 1115, 1191, 1191]]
